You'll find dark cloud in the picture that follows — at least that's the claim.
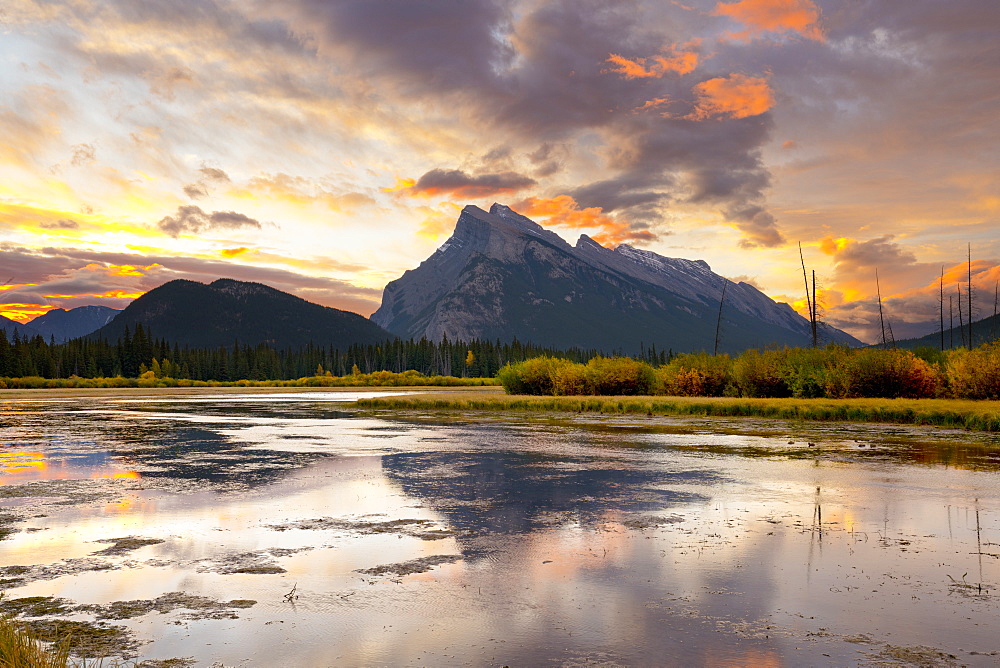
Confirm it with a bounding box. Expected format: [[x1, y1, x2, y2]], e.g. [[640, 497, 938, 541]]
[[0, 245, 383, 316], [410, 168, 536, 198], [198, 167, 231, 183], [183, 183, 208, 199], [286, 0, 514, 93], [274, 0, 784, 246], [157, 205, 263, 237], [183, 166, 231, 199], [39, 219, 81, 230]]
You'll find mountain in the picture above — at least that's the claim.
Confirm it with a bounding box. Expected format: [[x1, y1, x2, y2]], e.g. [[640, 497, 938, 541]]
[[372, 203, 861, 354], [0, 314, 40, 340], [29, 305, 120, 343], [88, 278, 391, 348], [892, 312, 1000, 350]]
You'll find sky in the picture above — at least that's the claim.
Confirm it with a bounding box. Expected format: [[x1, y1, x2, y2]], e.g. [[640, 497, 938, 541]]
[[1, 0, 998, 344]]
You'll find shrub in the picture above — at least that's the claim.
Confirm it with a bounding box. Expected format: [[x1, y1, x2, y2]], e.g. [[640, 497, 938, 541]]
[[497, 357, 577, 395], [584, 357, 656, 395], [732, 349, 791, 397], [657, 353, 731, 397], [552, 362, 591, 395], [947, 342, 1000, 399], [827, 348, 940, 398], [784, 347, 835, 398]]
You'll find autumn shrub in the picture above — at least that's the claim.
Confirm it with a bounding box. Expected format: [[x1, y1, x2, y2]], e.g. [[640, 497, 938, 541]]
[[497, 357, 577, 395], [947, 342, 1000, 399], [826, 348, 940, 398], [731, 349, 791, 397], [584, 357, 656, 395], [551, 362, 591, 395], [657, 353, 731, 397], [784, 347, 835, 398]]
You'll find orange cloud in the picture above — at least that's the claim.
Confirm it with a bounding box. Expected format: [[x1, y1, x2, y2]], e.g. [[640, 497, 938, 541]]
[[713, 0, 824, 42], [43, 290, 145, 300], [416, 203, 463, 240], [382, 177, 417, 193], [511, 195, 656, 246], [606, 43, 700, 79], [220, 247, 252, 258], [687, 73, 774, 120], [1, 303, 57, 322], [635, 97, 673, 113], [108, 263, 162, 277]]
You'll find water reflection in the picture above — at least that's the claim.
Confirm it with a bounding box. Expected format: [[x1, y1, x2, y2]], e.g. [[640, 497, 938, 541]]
[[382, 450, 714, 539], [0, 393, 998, 667]]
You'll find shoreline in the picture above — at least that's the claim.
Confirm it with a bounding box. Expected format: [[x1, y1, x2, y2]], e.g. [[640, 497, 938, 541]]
[[0, 385, 499, 400], [354, 390, 1000, 433]]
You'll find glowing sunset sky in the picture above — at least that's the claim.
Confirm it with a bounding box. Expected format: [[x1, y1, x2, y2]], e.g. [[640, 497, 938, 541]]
[[2, 0, 998, 343]]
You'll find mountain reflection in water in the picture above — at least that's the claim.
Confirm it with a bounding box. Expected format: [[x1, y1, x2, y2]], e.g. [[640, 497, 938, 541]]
[[0, 392, 997, 667]]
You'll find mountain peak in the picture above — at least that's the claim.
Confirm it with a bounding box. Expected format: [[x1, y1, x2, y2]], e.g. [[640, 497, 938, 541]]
[[373, 203, 861, 351]]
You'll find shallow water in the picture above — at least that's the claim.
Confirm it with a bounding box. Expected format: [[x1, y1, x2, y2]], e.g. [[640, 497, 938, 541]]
[[1, 391, 999, 666]]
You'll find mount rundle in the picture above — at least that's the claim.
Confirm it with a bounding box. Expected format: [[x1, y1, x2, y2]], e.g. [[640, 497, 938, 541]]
[[373, 203, 860, 353]]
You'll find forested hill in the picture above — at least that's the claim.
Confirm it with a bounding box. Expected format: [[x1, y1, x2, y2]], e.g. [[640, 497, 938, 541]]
[[1, 325, 657, 381], [88, 278, 390, 349]]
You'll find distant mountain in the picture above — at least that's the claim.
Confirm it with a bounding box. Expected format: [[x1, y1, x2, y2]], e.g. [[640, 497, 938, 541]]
[[89, 278, 391, 348], [372, 204, 861, 354], [29, 305, 120, 343], [0, 314, 40, 340], [892, 312, 1000, 350]]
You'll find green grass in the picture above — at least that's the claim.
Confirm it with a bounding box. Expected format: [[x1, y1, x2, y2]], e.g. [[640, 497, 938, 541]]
[[354, 392, 1000, 432]]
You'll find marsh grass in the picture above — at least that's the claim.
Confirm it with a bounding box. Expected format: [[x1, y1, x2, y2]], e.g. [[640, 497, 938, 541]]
[[355, 393, 1000, 432], [0, 616, 71, 668]]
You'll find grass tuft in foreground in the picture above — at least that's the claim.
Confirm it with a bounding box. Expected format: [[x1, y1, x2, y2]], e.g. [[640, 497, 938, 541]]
[[0, 616, 71, 668]]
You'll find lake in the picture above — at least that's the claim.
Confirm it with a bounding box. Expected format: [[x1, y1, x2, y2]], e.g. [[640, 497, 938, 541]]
[[1, 390, 998, 666]]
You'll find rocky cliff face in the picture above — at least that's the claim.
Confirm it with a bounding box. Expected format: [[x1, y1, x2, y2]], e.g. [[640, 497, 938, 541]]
[[372, 204, 860, 353]]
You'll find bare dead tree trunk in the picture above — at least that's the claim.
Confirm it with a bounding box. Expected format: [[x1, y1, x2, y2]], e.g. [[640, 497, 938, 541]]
[[714, 278, 728, 355], [958, 284, 966, 348], [968, 244, 974, 347], [811, 270, 819, 347], [993, 280, 998, 342], [949, 295, 954, 349], [876, 268, 888, 347], [799, 242, 815, 345], [940, 266, 945, 351]]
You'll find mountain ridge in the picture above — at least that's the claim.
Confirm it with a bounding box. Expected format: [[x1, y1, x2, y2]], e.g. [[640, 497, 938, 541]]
[[88, 278, 391, 349], [372, 203, 861, 353]]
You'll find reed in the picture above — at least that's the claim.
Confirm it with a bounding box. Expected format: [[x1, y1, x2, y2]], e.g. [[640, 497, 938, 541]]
[[0, 617, 70, 668]]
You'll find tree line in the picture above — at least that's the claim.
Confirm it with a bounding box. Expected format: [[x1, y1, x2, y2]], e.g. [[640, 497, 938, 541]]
[[0, 324, 676, 381]]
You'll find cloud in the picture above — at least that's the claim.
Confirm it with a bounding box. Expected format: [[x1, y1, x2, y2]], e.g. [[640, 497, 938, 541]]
[[70, 143, 97, 167], [606, 42, 700, 79], [157, 205, 263, 237], [512, 195, 657, 246], [402, 168, 537, 199], [713, 0, 824, 42], [183, 166, 231, 199], [147, 65, 197, 100], [687, 73, 774, 120], [39, 219, 81, 230], [239, 173, 375, 212], [0, 245, 384, 319]]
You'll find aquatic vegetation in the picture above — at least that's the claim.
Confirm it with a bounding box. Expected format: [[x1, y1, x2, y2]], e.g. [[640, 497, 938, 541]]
[[355, 392, 1000, 431]]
